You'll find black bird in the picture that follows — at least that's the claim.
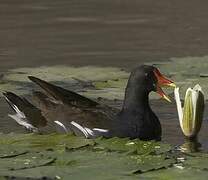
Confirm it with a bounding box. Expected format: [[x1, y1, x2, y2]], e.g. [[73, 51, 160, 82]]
[[3, 65, 175, 140]]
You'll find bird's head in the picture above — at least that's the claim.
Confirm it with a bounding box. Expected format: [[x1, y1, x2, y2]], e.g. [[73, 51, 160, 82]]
[[131, 65, 175, 102]]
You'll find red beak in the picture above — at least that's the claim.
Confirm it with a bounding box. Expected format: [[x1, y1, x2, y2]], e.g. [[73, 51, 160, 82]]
[[153, 68, 176, 102]]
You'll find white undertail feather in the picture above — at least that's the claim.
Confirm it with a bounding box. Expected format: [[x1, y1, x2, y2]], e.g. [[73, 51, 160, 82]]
[[4, 96, 38, 132], [93, 128, 109, 133], [84, 127, 95, 136], [71, 121, 89, 138], [54, 121, 68, 133], [8, 114, 38, 132]]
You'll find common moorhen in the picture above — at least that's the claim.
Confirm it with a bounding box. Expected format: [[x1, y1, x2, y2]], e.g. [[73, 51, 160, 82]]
[[3, 65, 175, 140]]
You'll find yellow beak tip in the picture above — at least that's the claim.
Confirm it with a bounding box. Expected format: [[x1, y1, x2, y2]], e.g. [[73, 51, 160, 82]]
[[169, 83, 176, 88], [163, 95, 172, 103]]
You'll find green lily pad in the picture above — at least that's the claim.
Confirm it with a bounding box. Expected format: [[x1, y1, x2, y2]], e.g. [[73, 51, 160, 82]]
[[0, 134, 207, 179], [132, 154, 176, 173], [153, 143, 172, 154], [0, 146, 28, 158], [183, 155, 208, 170], [94, 137, 172, 155], [152, 56, 208, 100], [93, 79, 127, 90], [0, 152, 55, 171], [23, 134, 94, 151], [0, 150, 175, 179], [139, 167, 208, 180], [0, 66, 129, 100], [2, 56, 208, 102], [0, 134, 94, 152]]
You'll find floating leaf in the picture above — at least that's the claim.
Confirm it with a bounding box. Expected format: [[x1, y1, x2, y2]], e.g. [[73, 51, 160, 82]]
[[0, 145, 28, 158], [95, 137, 172, 155], [139, 167, 208, 180], [0, 152, 55, 171], [183, 155, 208, 170], [0, 150, 175, 179], [132, 154, 176, 173]]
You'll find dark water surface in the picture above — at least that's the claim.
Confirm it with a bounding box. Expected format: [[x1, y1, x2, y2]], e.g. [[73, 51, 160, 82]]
[[1, 0, 208, 150], [1, 0, 208, 70]]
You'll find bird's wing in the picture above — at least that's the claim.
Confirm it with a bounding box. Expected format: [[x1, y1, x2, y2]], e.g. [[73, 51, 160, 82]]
[[3, 91, 116, 137], [3, 77, 118, 136], [32, 91, 114, 137], [28, 76, 99, 108]]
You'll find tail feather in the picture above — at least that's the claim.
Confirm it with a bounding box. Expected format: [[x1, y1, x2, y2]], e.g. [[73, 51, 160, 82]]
[[3, 92, 29, 113], [3, 92, 47, 131], [8, 114, 38, 132]]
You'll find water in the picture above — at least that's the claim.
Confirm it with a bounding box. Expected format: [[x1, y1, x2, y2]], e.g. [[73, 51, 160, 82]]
[[1, 0, 208, 150], [1, 0, 208, 70]]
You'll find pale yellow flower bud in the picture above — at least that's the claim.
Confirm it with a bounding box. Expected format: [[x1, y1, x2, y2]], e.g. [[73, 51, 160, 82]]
[[174, 84, 205, 138]]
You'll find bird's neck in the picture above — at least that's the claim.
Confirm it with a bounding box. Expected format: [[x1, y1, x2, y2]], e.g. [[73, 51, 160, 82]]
[[122, 82, 150, 113]]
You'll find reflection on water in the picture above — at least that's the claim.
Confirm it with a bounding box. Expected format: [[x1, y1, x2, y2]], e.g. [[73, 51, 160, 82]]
[[152, 100, 208, 151], [179, 137, 202, 153]]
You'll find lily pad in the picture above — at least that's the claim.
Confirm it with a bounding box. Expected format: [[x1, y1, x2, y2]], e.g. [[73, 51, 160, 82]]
[[152, 56, 208, 100], [183, 155, 208, 170], [24, 134, 94, 151], [0, 134, 208, 179], [0, 66, 129, 100], [132, 154, 176, 173], [94, 137, 172, 155], [139, 166, 208, 180], [0, 134, 95, 153], [0, 150, 175, 179], [0, 152, 55, 171], [0, 145, 28, 158]]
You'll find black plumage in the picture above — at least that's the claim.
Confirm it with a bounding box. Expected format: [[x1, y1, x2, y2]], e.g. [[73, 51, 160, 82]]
[[3, 65, 174, 140]]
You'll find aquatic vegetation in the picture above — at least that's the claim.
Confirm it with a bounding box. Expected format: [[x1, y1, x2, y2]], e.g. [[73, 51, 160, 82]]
[[0, 134, 174, 179], [153, 56, 208, 100], [0, 66, 128, 100], [0, 134, 207, 179], [1, 56, 208, 101], [174, 85, 205, 138], [0, 57, 208, 178]]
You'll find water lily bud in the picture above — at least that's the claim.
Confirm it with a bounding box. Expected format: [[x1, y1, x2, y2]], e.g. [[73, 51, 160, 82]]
[[174, 84, 205, 138]]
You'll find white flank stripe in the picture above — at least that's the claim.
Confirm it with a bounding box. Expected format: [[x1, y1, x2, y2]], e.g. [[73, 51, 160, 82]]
[[71, 121, 89, 138], [54, 121, 68, 133], [84, 127, 94, 136], [93, 128, 109, 133]]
